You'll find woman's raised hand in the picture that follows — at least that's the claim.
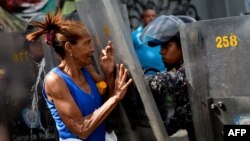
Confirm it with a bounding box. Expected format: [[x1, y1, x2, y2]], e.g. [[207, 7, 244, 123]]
[[113, 64, 133, 101], [100, 41, 115, 76]]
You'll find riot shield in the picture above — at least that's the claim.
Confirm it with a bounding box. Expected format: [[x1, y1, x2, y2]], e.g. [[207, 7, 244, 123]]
[[0, 33, 58, 141], [76, 0, 169, 141], [180, 15, 250, 141]]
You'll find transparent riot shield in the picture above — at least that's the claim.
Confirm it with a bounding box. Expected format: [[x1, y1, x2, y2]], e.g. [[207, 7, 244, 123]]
[[180, 15, 250, 141], [76, 0, 169, 141], [0, 33, 58, 141]]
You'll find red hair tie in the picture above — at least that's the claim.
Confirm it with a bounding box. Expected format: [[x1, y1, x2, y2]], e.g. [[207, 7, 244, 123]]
[[45, 30, 55, 45]]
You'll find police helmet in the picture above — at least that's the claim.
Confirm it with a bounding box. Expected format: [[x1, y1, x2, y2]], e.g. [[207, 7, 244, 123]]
[[140, 15, 196, 47]]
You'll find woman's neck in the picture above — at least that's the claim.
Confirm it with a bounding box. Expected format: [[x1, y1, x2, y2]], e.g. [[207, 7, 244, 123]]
[[58, 59, 91, 93], [58, 59, 82, 80]]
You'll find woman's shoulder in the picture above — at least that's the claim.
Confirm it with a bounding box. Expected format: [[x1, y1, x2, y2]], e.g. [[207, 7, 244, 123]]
[[44, 69, 65, 89], [44, 71, 69, 99], [45, 68, 61, 81]]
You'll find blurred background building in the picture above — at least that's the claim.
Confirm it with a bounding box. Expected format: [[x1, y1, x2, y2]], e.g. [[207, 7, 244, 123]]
[[1, 0, 250, 32]]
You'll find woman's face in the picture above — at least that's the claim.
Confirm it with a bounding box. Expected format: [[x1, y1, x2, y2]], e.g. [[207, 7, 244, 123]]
[[71, 33, 94, 66], [160, 41, 183, 65]]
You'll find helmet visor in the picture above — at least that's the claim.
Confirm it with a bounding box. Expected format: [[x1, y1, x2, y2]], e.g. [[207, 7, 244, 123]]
[[140, 15, 183, 47]]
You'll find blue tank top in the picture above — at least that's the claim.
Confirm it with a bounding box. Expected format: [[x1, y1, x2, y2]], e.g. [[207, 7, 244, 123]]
[[42, 67, 105, 141]]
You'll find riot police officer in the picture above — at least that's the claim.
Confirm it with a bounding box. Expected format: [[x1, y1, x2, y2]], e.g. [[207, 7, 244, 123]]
[[141, 15, 196, 141]]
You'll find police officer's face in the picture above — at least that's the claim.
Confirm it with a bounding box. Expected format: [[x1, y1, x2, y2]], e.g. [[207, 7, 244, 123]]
[[160, 41, 183, 65]]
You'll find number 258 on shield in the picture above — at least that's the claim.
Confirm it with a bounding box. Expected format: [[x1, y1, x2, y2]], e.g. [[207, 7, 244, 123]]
[[215, 33, 238, 48]]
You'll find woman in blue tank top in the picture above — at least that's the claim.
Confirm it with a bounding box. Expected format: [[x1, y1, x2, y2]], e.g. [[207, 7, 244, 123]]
[[26, 11, 132, 141]]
